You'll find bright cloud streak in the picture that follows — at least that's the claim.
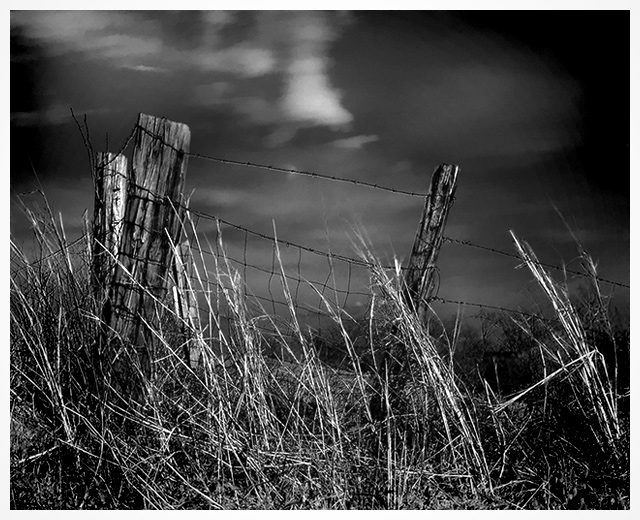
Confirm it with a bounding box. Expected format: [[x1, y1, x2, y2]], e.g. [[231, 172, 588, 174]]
[[283, 56, 353, 126], [331, 135, 380, 149], [281, 13, 353, 127]]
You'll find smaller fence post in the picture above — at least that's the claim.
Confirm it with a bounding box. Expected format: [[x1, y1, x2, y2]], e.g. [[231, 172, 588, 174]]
[[404, 163, 459, 321], [91, 153, 128, 389], [92, 153, 128, 300], [371, 164, 460, 426]]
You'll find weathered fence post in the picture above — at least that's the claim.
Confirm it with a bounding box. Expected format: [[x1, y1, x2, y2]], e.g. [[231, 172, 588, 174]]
[[106, 113, 191, 386], [92, 153, 128, 299], [371, 163, 459, 427], [91, 153, 128, 389], [404, 163, 459, 321]]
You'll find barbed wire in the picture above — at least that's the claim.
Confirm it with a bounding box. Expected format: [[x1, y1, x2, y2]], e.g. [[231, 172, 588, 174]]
[[432, 295, 550, 321], [187, 151, 428, 197], [443, 236, 629, 289], [175, 210, 373, 328], [82, 120, 629, 291], [186, 207, 404, 272], [432, 295, 623, 336], [134, 123, 428, 198], [51, 116, 631, 311], [190, 206, 629, 292]]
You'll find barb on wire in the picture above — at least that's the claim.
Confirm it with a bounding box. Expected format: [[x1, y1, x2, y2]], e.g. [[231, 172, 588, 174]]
[[444, 236, 629, 289]]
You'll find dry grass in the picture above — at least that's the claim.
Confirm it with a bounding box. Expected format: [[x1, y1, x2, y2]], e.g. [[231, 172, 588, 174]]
[[10, 203, 629, 509], [500, 232, 620, 450]]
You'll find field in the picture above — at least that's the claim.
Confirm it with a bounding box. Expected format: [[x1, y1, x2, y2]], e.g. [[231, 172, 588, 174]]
[[10, 205, 630, 510]]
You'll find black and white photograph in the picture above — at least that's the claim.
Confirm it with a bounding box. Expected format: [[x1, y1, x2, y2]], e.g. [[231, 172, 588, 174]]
[[9, 6, 631, 509]]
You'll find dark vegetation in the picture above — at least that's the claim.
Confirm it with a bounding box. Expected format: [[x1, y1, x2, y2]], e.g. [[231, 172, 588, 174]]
[[10, 204, 629, 509]]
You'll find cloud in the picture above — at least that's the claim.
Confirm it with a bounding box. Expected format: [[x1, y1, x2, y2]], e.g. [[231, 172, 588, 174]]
[[184, 11, 355, 143], [200, 10, 235, 45], [331, 135, 379, 149], [192, 45, 276, 77], [265, 128, 298, 148], [281, 13, 353, 127], [12, 11, 354, 135], [192, 83, 283, 127], [282, 56, 353, 126], [190, 11, 353, 131], [11, 11, 121, 43], [88, 34, 163, 60], [11, 11, 162, 59], [121, 64, 171, 74]]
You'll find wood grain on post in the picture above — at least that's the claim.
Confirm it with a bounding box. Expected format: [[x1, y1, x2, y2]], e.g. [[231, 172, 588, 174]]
[[92, 153, 128, 298], [108, 113, 191, 379], [404, 163, 459, 321]]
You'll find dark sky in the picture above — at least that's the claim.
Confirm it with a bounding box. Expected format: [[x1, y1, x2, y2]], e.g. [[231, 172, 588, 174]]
[[10, 10, 630, 321]]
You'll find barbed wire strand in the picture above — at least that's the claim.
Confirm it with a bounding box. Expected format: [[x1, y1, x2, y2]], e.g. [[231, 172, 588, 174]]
[[433, 295, 551, 321], [432, 295, 621, 336], [186, 207, 401, 271], [134, 123, 427, 198], [20, 118, 627, 317], [92, 122, 629, 291], [189, 205, 629, 291], [443, 236, 629, 289]]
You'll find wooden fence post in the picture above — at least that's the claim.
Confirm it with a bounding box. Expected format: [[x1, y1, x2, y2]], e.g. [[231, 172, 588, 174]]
[[404, 163, 459, 321], [107, 113, 191, 384], [371, 163, 460, 425], [92, 153, 128, 299]]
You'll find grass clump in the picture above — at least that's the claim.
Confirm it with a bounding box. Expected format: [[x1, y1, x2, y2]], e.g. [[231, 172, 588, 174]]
[[10, 204, 629, 509]]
